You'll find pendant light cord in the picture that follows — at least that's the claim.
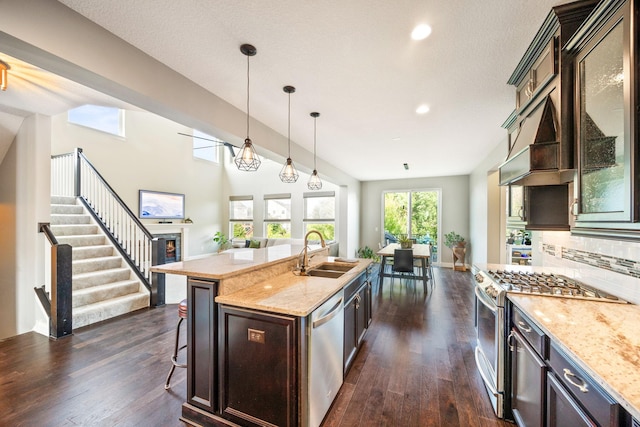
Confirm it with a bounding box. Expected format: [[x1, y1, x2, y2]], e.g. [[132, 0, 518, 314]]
[[246, 54, 250, 139], [313, 117, 317, 169], [287, 92, 291, 157]]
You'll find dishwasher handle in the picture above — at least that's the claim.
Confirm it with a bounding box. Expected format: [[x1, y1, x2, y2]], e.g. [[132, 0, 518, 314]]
[[313, 298, 343, 329]]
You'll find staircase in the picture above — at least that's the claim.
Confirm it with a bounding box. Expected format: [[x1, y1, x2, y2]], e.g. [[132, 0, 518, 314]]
[[50, 196, 149, 328]]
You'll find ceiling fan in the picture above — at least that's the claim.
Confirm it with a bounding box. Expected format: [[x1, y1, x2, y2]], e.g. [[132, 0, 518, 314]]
[[177, 132, 237, 157]]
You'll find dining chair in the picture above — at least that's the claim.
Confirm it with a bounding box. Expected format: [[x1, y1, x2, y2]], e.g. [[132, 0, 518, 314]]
[[391, 248, 415, 296]]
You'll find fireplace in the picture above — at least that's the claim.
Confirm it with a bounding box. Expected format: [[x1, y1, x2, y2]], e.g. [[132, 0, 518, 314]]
[[154, 233, 181, 263]]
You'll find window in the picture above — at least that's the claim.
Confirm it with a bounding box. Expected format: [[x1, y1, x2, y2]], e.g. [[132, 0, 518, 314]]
[[68, 105, 124, 137], [384, 190, 440, 261], [192, 129, 220, 163], [264, 194, 291, 238], [229, 196, 253, 238], [303, 191, 335, 240]]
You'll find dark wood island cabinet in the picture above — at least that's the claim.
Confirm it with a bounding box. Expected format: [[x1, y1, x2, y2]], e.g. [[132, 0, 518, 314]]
[[151, 246, 372, 427]]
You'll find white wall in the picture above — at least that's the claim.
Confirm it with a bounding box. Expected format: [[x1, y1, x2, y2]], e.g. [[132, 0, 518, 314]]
[[360, 175, 469, 266], [469, 139, 508, 265], [0, 114, 51, 340], [222, 152, 360, 256], [51, 110, 225, 257]]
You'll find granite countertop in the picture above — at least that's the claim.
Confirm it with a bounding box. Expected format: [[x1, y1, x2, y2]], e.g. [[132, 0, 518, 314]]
[[215, 257, 372, 317], [508, 294, 640, 421], [150, 243, 322, 280]]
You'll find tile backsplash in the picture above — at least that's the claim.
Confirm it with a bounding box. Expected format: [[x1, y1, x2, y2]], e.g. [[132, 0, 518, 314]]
[[538, 231, 640, 304]]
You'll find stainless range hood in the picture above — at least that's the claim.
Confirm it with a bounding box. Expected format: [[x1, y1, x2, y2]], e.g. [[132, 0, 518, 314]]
[[499, 96, 574, 186]]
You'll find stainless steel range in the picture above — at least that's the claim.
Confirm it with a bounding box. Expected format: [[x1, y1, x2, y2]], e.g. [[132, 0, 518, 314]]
[[472, 267, 626, 419]]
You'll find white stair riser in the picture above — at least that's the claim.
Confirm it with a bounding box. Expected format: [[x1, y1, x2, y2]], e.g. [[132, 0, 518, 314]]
[[51, 205, 84, 215], [51, 224, 99, 236], [72, 246, 114, 260], [72, 257, 122, 274], [51, 196, 77, 205], [73, 293, 149, 329], [72, 281, 141, 307], [51, 214, 91, 225], [73, 269, 132, 290], [57, 235, 106, 247]]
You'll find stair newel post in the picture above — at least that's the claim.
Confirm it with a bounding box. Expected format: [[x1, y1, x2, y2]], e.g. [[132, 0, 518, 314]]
[[150, 237, 166, 307], [73, 147, 82, 198], [52, 243, 74, 338]]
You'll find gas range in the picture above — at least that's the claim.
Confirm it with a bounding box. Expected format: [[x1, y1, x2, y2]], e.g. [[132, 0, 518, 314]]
[[486, 269, 625, 303]]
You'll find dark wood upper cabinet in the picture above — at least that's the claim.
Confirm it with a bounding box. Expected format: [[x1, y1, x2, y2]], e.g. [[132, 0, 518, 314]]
[[565, 0, 640, 238], [499, 1, 600, 232]]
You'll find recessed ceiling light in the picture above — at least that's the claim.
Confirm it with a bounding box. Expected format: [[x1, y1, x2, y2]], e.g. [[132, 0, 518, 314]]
[[411, 24, 432, 41], [416, 105, 430, 114]]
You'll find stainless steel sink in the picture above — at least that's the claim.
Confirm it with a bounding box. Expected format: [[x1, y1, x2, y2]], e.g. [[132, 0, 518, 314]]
[[305, 262, 355, 278], [307, 269, 346, 279]]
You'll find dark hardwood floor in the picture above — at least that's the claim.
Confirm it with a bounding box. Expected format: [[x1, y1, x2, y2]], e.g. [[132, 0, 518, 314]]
[[0, 268, 512, 427]]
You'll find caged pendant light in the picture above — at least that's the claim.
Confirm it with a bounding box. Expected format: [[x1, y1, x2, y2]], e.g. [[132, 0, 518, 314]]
[[234, 44, 261, 171], [307, 112, 322, 190], [279, 85, 299, 183]]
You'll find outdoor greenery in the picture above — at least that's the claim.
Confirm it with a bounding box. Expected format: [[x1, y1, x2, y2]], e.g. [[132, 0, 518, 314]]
[[384, 191, 438, 244], [232, 222, 253, 238], [305, 223, 335, 240], [266, 223, 291, 238]]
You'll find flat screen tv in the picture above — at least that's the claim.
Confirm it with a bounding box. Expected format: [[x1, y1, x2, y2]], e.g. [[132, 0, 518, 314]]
[[139, 190, 185, 220]]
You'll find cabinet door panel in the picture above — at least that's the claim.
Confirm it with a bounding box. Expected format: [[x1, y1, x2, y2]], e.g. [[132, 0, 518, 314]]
[[511, 330, 545, 427], [220, 307, 297, 427], [343, 294, 357, 374], [547, 372, 596, 427], [578, 19, 627, 218]]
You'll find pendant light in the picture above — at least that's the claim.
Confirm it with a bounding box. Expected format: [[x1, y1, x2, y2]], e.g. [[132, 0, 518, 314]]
[[234, 44, 261, 171], [279, 85, 299, 183], [0, 60, 9, 91], [307, 112, 322, 190]]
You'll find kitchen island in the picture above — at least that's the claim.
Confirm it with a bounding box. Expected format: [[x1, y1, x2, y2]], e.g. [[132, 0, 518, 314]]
[[151, 244, 373, 427]]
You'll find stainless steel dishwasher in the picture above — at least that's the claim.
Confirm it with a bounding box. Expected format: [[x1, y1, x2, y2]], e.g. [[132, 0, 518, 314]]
[[309, 289, 344, 427]]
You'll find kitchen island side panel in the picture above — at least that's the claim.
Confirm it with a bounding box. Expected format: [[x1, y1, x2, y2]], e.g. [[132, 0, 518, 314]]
[[187, 278, 219, 413]]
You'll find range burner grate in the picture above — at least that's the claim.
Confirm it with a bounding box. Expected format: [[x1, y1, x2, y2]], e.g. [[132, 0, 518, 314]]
[[487, 270, 623, 302]]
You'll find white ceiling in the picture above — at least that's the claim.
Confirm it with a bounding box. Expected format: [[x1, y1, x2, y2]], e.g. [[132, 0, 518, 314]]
[[3, 0, 566, 181]]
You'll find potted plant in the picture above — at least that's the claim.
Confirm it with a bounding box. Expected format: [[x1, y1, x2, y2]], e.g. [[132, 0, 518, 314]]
[[444, 231, 465, 248], [357, 245, 380, 277], [444, 231, 466, 271], [357, 246, 380, 263], [213, 231, 229, 252], [398, 234, 413, 249]]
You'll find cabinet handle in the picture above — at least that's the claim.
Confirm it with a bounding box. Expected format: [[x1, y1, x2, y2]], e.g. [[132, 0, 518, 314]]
[[517, 320, 532, 333], [517, 206, 525, 221], [563, 368, 589, 393], [508, 331, 516, 352], [571, 198, 579, 220], [355, 294, 361, 310]]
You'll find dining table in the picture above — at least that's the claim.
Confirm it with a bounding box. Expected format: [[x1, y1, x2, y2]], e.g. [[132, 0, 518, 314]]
[[376, 243, 432, 291]]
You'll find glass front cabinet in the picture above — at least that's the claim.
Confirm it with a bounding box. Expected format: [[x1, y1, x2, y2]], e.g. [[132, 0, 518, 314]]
[[567, 0, 639, 237]]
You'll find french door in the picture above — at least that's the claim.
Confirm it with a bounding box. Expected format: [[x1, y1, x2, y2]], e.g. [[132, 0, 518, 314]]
[[383, 190, 440, 261]]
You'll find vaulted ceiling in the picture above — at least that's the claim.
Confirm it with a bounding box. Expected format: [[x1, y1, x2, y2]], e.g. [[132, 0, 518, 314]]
[[1, 0, 565, 181]]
